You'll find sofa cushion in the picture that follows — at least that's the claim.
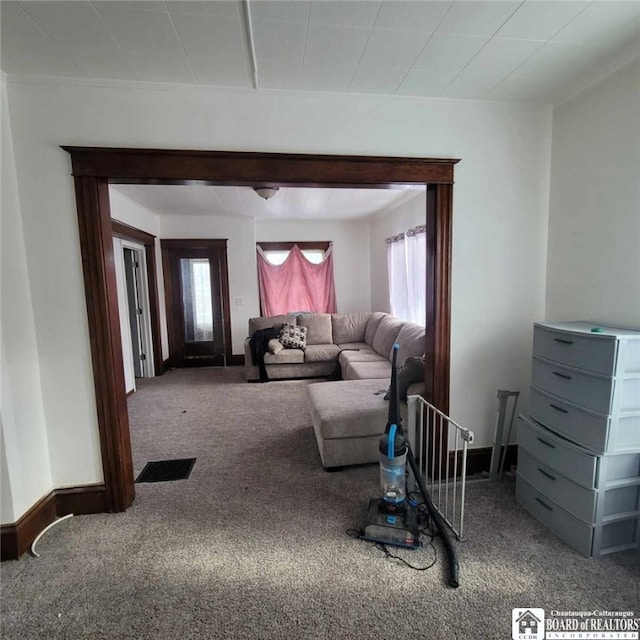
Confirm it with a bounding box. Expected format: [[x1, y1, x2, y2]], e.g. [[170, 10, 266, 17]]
[[298, 314, 332, 345], [372, 316, 404, 358], [395, 322, 426, 365], [304, 344, 341, 363], [331, 312, 370, 344], [343, 360, 392, 380], [279, 323, 307, 349], [264, 348, 305, 365], [364, 312, 388, 345], [336, 342, 374, 352], [339, 349, 387, 368], [307, 379, 389, 440], [249, 314, 296, 336]]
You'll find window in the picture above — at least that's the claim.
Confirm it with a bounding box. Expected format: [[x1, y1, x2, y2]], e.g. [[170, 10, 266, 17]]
[[256, 242, 337, 316], [262, 249, 325, 265], [386, 225, 426, 325]]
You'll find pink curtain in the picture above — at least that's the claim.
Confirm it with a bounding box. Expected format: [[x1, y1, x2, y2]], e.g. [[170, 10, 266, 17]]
[[257, 245, 337, 316]]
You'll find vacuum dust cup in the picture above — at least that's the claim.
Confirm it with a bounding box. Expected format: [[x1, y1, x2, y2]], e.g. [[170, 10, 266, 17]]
[[379, 452, 407, 505], [379, 423, 407, 507]]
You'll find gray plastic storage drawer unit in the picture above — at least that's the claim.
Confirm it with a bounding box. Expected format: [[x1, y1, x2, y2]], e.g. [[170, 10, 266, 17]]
[[516, 321, 640, 557]]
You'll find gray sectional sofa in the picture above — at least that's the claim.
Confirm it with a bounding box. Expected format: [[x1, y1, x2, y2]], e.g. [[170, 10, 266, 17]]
[[244, 311, 427, 469], [243, 311, 425, 382]]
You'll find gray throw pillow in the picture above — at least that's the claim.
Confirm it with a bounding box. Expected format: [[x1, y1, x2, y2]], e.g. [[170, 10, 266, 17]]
[[384, 356, 425, 402], [279, 323, 308, 349]]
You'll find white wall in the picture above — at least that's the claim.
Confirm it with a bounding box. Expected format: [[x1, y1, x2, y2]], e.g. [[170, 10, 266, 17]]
[[113, 202, 371, 355], [369, 191, 427, 314], [256, 219, 371, 313], [4, 77, 552, 503], [547, 59, 640, 327], [1, 77, 53, 522]]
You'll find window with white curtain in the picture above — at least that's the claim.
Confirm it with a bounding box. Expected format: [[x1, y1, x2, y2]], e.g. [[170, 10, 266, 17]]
[[386, 234, 409, 321], [386, 225, 426, 325]]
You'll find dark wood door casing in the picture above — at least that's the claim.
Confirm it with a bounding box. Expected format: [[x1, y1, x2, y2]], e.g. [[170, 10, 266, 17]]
[[111, 219, 164, 376], [64, 147, 459, 513], [161, 239, 232, 368], [73, 177, 135, 512]]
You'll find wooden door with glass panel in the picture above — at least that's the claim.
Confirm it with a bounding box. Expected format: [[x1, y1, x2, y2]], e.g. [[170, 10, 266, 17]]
[[161, 239, 231, 368]]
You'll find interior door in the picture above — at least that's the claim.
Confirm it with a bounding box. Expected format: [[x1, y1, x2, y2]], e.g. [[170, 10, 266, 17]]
[[123, 247, 145, 377], [161, 239, 231, 368]]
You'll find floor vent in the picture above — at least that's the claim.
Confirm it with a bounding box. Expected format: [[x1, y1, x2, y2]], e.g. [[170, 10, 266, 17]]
[[135, 458, 196, 483]]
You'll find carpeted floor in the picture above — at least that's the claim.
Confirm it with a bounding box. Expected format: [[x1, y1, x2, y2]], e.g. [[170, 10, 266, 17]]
[[2, 368, 638, 639]]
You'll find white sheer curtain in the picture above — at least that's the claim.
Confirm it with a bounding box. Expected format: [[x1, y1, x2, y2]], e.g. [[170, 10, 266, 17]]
[[386, 226, 426, 325], [386, 234, 409, 321], [406, 226, 426, 325]]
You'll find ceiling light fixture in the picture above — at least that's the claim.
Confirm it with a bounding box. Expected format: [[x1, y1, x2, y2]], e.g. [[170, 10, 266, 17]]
[[253, 187, 279, 200]]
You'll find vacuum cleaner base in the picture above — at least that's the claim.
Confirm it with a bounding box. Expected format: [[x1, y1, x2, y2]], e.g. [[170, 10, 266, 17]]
[[361, 498, 420, 549]]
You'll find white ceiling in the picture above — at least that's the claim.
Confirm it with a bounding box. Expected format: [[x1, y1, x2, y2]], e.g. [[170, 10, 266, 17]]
[[2, 1, 640, 105], [111, 183, 425, 219]]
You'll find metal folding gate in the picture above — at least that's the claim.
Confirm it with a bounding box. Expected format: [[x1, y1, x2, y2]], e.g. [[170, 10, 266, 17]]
[[406, 395, 475, 540]]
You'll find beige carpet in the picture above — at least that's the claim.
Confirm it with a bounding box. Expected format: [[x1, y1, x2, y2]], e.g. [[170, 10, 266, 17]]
[[1, 368, 638, 640]]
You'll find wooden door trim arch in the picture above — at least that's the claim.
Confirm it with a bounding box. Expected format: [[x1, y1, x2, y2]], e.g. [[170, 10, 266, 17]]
[[63, 147, 459, 512]]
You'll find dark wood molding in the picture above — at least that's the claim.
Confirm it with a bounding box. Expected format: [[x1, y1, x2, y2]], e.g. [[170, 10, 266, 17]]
[[111, 219, 164, 376], [1, 485, 107, 561], [0, 493, 56, 561], [433, 183, 453, 417], [63, 146, 457, 518], [73, 176, 134, 513], [160, 239, 228, 250], [465, 445, 518, 477], [161, 239, 233, 367], [55, 484, 108, 516], [62, 147, 459, 185], [219, 243, 233, 366], [228, 354, 244, 366], [111, 219, 155, 244]]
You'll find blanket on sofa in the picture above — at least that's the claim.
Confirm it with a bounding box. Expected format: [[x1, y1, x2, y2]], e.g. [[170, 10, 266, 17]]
[[249, 327, 280, 382]]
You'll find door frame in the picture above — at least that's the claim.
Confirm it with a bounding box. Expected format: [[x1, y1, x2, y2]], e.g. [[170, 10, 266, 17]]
[[111, 219, 164, 376], [63, 147, 459, 512], [161, 238, 232, 368], [121, 240, 155, 379]]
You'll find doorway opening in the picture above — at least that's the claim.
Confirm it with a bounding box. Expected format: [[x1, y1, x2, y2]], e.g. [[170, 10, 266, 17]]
[[161, 239, 232, 368], [122, 246, 147, 379], [64, 147, 458, 513]]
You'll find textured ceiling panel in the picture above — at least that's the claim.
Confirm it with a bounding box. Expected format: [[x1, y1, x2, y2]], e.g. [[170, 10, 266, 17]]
[[1, 0, 639, 106]]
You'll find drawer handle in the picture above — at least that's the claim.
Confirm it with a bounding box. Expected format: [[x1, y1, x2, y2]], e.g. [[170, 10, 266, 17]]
[[538, 468, 557, 481], [549, 403, 568, 414], [552, 371, 572, 380], [535, 497, 553, 511], [553, 338, 573, 345], [537, 437, 556, 449]]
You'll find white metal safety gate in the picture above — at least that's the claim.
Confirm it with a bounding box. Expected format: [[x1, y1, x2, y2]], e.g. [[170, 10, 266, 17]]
[[406, 395, 475, 540]]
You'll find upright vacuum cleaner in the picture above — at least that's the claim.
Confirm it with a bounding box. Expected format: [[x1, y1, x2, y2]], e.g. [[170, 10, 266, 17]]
[[361, 344, 460, 588]]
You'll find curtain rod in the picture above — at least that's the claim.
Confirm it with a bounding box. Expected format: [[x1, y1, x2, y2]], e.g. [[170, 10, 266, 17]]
[[385, 225, 426, 243]]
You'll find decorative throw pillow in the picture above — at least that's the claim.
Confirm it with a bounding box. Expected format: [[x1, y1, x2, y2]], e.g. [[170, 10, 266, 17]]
[[384, 356, 425, 402], [279, 323, 308, 349], [268, 338, 284, 354]]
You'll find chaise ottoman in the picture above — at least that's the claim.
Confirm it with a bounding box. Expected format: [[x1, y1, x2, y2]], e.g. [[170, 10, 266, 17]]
[[307, 379, 391, 468]]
